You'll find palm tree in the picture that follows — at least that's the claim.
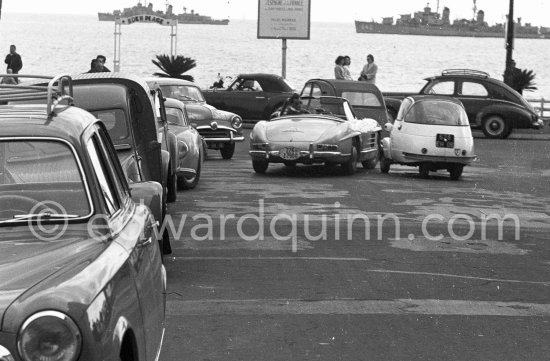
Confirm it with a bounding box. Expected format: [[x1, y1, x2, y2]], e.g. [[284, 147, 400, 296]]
[[512, 68, 537, 95], [505, 66, 537, 95], [152, 54, 196, 82]]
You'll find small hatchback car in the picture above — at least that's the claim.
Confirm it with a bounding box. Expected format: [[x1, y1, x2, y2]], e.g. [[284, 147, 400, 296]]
[[380, 95, 476, 180]]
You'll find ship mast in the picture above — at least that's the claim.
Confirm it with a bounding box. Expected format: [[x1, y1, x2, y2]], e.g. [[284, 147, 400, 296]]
[[472, 0, 477, 21]]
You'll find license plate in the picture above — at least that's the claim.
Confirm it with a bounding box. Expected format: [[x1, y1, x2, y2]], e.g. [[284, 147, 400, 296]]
[[280, 147, 300, 160], [436, 134, 454, 148]]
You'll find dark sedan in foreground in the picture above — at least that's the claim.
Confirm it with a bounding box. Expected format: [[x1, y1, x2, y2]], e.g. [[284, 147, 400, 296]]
[[0, 75, 166, 361]]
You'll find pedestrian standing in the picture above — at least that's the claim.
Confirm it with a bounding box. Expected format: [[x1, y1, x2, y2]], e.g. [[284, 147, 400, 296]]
[[343, 55, 353, 80], [334, 55, 346, 80], [95, 55, 111, 72], [359, 54, 378, 85], [4, 45, 22, 83]]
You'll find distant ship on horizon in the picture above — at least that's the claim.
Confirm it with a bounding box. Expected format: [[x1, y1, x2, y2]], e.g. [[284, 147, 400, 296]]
[[98, 1, 229, 25], [355, 0, 550, 39]]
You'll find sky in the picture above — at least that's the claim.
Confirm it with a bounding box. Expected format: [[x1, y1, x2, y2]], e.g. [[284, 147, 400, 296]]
[[2, 0, 550, 26]]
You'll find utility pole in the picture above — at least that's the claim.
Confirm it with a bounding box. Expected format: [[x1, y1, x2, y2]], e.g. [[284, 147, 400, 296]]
[[503, 0, 515, 85]]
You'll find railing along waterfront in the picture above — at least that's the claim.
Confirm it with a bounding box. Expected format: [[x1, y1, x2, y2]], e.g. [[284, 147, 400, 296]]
[[526, 98, 550, 121]]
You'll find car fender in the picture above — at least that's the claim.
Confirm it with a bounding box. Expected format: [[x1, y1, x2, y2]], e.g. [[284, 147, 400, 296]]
[[476, 103, 535, 129], [166, 131, 178, 173], [381, 137, 392, 159], [160, 149, 170, 184], [130, 181, 164, 224]]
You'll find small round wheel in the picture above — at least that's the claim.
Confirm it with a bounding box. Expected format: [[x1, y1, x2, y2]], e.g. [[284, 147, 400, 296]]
[[166, 169, 177, 203], [379, 151, 391, 173], [252, 160, 269, 173], [178, 153, 202, 190], [449, 164, 464, 180], [342, 144, 358, 175], [482, 115, 510, 139], [220, 143, 235, 159], [419, 163, 430, 178]]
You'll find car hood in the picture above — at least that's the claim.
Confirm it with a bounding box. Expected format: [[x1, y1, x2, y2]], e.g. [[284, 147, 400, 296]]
[[186, 103, 236, 124], [0, 226, 108, 327], [265, 117, 343, 142]]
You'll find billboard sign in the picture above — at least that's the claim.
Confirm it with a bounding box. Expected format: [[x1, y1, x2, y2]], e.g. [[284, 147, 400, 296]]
[[257, 0, 311, 39]]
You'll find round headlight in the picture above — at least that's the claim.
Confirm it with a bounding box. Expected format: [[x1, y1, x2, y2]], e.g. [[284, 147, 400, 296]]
[[18, 311, 81, 361], [231, 116, 243, 129]]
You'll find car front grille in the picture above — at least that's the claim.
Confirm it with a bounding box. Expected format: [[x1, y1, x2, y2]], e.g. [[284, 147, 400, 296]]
[[199, 129, 230, 138]]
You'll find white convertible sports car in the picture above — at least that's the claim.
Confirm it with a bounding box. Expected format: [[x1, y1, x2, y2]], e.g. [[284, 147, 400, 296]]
[[380, 95, 477, 180], [249, 96, 382, 175]]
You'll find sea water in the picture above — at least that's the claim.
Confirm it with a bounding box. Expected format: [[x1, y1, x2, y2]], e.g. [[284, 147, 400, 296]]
[[0, 13, 548, 99]]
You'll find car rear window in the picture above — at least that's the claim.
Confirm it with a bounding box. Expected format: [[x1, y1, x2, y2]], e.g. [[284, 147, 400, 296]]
[[0, 140, 92, 222], [404, 100, 469, 126], [341, 91, 382, 107]]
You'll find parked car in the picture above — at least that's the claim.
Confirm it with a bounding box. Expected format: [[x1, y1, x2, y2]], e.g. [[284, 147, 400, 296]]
[[300, 79, 391, 124], [382, 69, 543, 138], [145, 77, 244, 159], [202, 73, 295, 121], [0, 75, 166, 361], [380, 95, 477, 180], [69, 73, 178, 202], [163, 97, 206, 189], [249, 96, 382, 174]]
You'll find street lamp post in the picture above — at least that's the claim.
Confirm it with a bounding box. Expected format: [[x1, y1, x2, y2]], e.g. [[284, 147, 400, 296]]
[[504, 0, 515, 85]]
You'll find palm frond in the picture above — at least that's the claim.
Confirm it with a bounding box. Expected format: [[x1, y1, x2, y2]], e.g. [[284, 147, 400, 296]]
[[152, 54, 196, 81]]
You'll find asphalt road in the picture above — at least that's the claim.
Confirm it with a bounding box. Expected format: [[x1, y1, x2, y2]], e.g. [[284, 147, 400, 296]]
[[160, 129, 550, 361]]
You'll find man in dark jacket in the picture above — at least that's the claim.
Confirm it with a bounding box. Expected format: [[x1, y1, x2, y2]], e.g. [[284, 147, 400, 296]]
[[4, 45, 22, 74]]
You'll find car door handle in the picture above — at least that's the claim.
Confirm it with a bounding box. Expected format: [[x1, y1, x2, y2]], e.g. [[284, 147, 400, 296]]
[[255, 96, 266, 99], [138, 237, 153, 248]]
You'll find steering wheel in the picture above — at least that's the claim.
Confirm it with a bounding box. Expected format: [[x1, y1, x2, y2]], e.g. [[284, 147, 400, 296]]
[[0, 195, 48, 218]]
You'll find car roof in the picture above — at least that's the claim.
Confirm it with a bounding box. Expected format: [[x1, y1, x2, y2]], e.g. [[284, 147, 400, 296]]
[[164, 97, 185, 108], [237, 73, 286, 81], [306, 79, 383, 93], [72, 72, 153, 92], [0, 104, 97, 140], [407, 95, 464, 104], [143, 77, 198, 87]]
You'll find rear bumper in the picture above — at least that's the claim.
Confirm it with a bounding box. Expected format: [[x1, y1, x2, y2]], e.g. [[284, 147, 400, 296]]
[[402, 152, 476, 165]]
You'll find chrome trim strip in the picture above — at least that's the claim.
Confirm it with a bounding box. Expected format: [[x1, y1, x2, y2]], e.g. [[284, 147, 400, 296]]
[[154, 328, 166, 361], [204, 136, 245, 142], [177, 167, 197, 175], [360, 148, 377, 154]]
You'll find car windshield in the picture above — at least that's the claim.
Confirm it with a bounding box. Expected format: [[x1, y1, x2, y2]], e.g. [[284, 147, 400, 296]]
[[404, 100, 469, 126], [341, 91, 382, 107], [89, 109, 129, 141], [160, 85, 205, 102], [166, 107, 186, 126], [0, 140, 91, 223]]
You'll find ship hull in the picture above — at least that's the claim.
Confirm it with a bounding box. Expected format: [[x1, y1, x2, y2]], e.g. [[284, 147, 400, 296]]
[[355, 21, 550, 39]]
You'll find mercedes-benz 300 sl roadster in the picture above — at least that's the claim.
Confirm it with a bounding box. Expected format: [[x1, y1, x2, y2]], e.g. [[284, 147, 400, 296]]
[[249, 96, 382, 175]]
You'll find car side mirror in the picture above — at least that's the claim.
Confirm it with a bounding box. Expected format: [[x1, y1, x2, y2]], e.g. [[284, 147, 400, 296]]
[[384, 123, 393, 132], [130, 181, 163, 223]]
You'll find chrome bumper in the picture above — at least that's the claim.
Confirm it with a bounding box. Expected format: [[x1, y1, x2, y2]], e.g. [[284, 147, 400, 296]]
[[249, 149, 350, 162], [402, 152, 477, 164]]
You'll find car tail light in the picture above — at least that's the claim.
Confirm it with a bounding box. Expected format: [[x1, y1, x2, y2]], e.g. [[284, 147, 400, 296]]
[[18, 311, 81, 361]]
